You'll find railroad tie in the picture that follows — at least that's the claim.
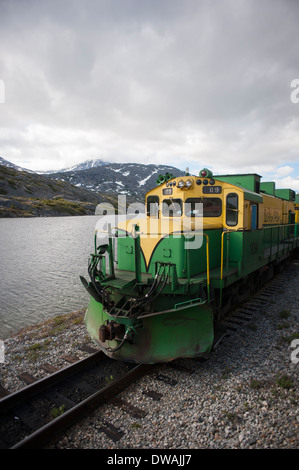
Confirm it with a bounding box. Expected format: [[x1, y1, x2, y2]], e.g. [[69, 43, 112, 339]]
[[111, 397, 147, 419], [41, 363, 59, 374], [142, 389, 163, 401], [17, 372, 38, 385], [60, 354, 80, 363], [98, 420, 125, 442], [0, 384, 10, 398]]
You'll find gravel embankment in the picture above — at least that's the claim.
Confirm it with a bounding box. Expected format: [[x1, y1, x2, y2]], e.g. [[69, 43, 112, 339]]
[[1, 263, 298, 449]]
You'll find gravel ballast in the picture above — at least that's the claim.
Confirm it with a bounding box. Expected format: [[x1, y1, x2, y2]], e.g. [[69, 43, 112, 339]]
[[0, 263, 298, 449]]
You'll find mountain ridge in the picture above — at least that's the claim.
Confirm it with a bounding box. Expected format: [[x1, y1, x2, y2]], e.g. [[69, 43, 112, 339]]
[[0, 157, 185, 217], [0, 162, 113, 217], [37, 158, 108, 174], [47, 161, 184, 200]]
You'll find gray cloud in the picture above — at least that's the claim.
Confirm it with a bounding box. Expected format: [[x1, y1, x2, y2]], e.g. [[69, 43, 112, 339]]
[[0, 0, 299, 189]]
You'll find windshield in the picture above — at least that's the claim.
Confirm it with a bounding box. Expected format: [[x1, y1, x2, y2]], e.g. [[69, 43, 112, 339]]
[[185, 197, 222, 217], [162, 199, 183, 217]]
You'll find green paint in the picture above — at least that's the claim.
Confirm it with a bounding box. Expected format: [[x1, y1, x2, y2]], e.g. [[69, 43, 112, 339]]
[[275, 188, 296, 201], [118, 230, 222, 279], [85, 296, 214, 364], [215, 173, 261, 193], [260, 181, 276, 196]]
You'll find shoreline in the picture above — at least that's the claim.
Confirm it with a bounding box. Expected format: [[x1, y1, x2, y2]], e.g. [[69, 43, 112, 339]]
[[0, 308, 93, 394]]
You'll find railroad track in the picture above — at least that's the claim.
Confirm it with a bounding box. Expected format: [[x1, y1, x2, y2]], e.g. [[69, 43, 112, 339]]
[[0, 349, 152, 449], [1, 260, 297, 449]]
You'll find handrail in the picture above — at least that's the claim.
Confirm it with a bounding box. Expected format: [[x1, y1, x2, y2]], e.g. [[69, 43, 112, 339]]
[[262, 222, 298, 258], [220, 223, 299, 280], [262, 223, 297, 229], [202, 233, 210, 303], [219, 230, 228, 308], [219, 229, 239, 308], [218, 223, 299, 308], [220, 230, 226, 282], [93, 223, 115, 278]]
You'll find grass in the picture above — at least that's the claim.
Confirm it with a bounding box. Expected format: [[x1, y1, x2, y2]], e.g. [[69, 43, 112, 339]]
[[50, 404, 66, 419], [13, 309, 85, 341], [24, 338, 52, 361], [0, 194, 95, 217], [277, 322, 290, 330], [278, 309, 291, 319], [278, 332, 299, 346], [222, 410, 240, 423], [276, 374, 294, 390], [249, 379, 263, 390], [34, 198, 88, 215], [131, 422, 142, 429], [105, 374, 114, 384], [7, 310, 86, 363]]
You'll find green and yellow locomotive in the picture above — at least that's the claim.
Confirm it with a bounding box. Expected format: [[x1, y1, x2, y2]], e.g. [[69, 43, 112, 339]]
[[81, 168, 299, 363]]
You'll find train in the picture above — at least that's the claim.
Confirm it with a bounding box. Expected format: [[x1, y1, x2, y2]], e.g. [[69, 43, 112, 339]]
[[80, 168, 299, 363]]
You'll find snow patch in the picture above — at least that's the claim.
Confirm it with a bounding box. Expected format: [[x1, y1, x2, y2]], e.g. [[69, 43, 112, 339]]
[[139, 170, 157, 186]]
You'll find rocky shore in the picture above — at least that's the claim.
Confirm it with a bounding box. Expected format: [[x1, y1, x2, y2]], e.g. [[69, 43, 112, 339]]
[[0, 163, 111, 218], [0, 195, 97, 217], [0, 263, 298, 449]]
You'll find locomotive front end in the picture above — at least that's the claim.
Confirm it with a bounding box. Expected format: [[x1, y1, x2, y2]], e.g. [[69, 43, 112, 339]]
[[83, 214, 215, 363]]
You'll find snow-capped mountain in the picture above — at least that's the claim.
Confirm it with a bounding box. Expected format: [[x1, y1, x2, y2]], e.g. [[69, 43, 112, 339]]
[[47, 161, 184, 200], [61, 158, 107, 172], [40, 158, 108, 174], [36, 158, 108, 174], [0, 156, 185, 201], [0, 156, 36, 174]]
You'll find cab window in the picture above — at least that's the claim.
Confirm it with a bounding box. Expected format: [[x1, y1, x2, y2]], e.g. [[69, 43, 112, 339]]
[[226, 193, 238, 226], [250, 203, 258, 230], [185, 198, 222, 217], [147, 195, 159, 217], [162, 199, 182, 217]]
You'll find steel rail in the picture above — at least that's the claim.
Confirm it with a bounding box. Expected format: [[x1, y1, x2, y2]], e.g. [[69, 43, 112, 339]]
[[0, 351, 104, 415], [11, 363, 152, 449]]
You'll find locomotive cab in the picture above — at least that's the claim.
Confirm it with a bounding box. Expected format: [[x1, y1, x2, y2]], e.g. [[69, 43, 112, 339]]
[[117, 168, 249, 280]]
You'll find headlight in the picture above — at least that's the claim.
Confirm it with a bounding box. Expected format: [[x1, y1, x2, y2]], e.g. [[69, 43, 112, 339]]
[[177, 180, 185, 189], [185, 179, 193, 189]]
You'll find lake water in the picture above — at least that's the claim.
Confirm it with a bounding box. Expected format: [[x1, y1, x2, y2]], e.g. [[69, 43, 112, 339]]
[[0, 215, 102, 340]]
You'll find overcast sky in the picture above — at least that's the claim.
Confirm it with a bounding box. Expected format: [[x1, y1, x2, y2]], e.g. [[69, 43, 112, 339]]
[[0, 0, 299, 190]]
